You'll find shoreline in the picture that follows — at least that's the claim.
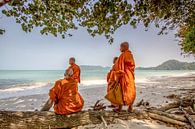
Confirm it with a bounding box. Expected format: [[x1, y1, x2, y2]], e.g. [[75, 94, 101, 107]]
[[0, 74, 194, 129], [0, 74, 194, 111]]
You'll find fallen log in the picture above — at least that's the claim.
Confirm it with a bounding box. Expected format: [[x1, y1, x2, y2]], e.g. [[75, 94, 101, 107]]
[[159, 95, 194, 112], [148, 112, 187, 126], [1, 108, 194, 129], [148, 110, 188, 122], [159, 101, 181, 112], [180, 106, 195, 129], [0, 110, 145, 129]]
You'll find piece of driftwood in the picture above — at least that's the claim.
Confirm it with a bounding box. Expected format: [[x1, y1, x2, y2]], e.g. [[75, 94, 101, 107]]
[[135, 99, 144, 107], [40, 99, 53, 111], [159, 101, 181, 112], [159, 95, 194, 112], [0, 110, 146, 129], [148, 110, 188, 122], [100, 116, 108, 128], [165, 107, 179, 113], [135, 99, 149, 107], [180, 106, 195, 129], [1, 108, 192, 129], [91, 99, 106, 111], [148, 112, 187, 126]]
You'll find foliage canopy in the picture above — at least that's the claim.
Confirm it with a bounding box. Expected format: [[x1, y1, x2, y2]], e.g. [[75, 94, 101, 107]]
[[1, 0, 195, 54]]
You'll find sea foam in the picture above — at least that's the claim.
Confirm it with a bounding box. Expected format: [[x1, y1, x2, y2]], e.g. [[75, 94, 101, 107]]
[[0, 82, 51, 92]]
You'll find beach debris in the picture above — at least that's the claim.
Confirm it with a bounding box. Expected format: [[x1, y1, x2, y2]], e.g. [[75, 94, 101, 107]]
[[166, 94, 180, 100], [40, 99, 53, 111], [135, 99, 150, 107], [92, 99, 106, 111], [100, 116, 108, 128], [0, 88, 194, 129], [179, 100, 195, 129], [193, 99, 195, 112], [114, 118, 129, 129], [159, 95, 194, 112]]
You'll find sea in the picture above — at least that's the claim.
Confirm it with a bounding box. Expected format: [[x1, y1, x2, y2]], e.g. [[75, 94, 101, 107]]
[[0, 69, 194, 99]]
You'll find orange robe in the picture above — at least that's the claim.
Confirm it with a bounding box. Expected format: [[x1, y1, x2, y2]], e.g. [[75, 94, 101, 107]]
[[68, 64, 81, 83], [107, 64, 117, 93], [49, 79, 84, 115], [115, 50, 136, 106]]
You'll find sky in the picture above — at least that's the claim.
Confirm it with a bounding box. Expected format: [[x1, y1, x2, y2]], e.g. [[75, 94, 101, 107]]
[[0, 13, 194, 70]]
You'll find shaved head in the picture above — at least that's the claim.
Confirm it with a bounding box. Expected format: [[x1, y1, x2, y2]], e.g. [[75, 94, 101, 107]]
[[69, 57, 76, 65], [69, 57, 75, 62], [120, 42, 129, 52]]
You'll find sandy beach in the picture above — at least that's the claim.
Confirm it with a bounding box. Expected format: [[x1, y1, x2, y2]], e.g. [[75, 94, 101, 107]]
[[0, 74, 194, 129], [0, 74, 194, 111]]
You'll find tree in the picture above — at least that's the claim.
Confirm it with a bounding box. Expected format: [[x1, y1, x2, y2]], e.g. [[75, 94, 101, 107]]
[[1, 0, 195, 54]]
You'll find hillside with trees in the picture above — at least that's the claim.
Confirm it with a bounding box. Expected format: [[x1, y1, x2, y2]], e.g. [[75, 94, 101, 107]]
[[136, 60, 195, 70]]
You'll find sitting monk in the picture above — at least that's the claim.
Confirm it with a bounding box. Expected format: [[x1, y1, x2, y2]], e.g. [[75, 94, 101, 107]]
[[68, 57, 81, 84], [107, 57, 118, 107], [41, 68, 84, 115]]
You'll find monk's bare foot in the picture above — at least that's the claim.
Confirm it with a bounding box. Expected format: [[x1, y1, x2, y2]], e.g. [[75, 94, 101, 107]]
[[113, 108, 121, 113], [127, 106, 133, 113], [113, 105, 122, 112]]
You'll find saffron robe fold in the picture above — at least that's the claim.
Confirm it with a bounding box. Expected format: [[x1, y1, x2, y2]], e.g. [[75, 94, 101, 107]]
[[107, 64, 117, 93], [106, 50, 136, 106], [68, 64, 81, 83], [49, 79, 84, 115]]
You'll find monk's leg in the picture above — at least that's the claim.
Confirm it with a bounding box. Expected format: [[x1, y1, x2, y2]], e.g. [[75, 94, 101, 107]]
[[127, 105, 133, 113], [127, 97, 135, 113]]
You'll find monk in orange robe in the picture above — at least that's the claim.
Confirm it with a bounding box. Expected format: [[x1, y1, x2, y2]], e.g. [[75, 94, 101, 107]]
[[41, 58, 84, 115], [67, 57, 81, 84], [108, 42, 136, 112], [107, 57, 118, 107]]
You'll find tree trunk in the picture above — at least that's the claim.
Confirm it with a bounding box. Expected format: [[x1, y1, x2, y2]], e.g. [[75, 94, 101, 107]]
[[0, 110, 145, 129], [0, 109, 192, 129], [148, 112, 187, 126]]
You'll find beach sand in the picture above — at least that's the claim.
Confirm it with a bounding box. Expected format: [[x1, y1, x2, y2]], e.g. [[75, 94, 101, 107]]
[[0, 74, 194, 129]]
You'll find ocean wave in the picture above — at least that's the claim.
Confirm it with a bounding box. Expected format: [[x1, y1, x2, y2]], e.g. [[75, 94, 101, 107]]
[[0, 82, 51, 92], [135, 78, 151, 83], [80, 78, 152, 86], [80, 80, 107, 86], [169, 72, 195, 77]]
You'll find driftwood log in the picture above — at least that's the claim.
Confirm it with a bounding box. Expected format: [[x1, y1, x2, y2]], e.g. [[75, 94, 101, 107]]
[[0, 110, 147, 129], [1, 109, 193, 129], [1, 93, 194, 129]]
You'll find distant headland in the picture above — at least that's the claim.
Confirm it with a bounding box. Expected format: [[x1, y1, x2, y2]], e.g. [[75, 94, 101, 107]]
[[136, 60, 195, 70]]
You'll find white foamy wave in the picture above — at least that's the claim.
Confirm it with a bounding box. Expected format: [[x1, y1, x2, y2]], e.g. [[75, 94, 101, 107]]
[[80, 78, 154, 86], [169, 72, 195, 77], [80, 80, 107, 86], [135, 78, 150, 83], [0, 82, 51, 92]]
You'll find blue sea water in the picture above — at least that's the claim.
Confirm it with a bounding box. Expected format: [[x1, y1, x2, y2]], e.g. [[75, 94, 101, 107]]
[[0, 69, 194, 99]]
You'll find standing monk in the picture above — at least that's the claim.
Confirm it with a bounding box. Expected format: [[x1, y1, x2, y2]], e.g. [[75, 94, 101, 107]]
[[106, 42, 136, 112], [107, 57, 118, 107]]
